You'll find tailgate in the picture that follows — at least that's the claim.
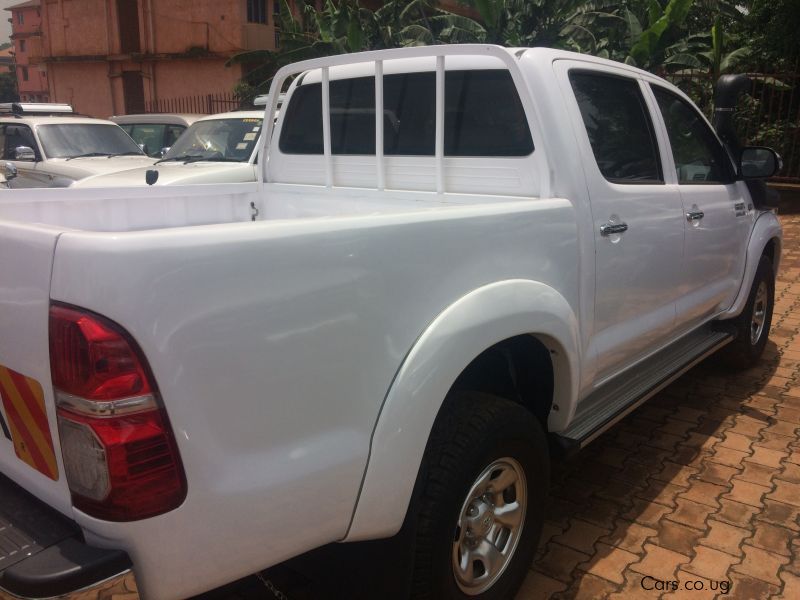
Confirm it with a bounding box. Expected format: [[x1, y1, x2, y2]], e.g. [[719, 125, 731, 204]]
[[0, 221, 72, 516]]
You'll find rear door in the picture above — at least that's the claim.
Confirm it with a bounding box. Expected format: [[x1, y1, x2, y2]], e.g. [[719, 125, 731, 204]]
[[556, 61, 686, 382], [0, 222, 72, 515], [648, 84, 753, 327]]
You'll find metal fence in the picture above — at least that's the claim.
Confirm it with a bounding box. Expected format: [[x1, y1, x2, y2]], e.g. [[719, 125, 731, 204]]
[[668, 64, 800, 184], [144, 92, 241, 115]]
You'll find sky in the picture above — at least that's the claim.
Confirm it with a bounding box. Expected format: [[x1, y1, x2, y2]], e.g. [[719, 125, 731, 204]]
[[0, 0, 19, 46]]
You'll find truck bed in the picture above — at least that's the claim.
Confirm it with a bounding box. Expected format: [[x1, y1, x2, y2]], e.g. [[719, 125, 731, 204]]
[[0, 182, 536, 233]]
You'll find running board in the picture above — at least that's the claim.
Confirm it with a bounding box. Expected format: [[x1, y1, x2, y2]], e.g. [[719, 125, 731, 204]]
[[552, 327, 734, 456]]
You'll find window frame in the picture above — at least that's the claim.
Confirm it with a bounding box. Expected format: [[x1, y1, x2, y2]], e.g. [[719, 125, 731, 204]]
[[568, 68, 665, 186], [649, 83, 736, 186]]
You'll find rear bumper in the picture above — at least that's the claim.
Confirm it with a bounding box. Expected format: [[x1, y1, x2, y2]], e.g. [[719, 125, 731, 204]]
[[0, 474, 138, 600], [0, 570, 137, 600]]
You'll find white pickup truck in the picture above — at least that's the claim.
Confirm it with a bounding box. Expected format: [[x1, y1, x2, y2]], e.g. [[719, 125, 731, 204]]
[[0, 45, 783, 600]]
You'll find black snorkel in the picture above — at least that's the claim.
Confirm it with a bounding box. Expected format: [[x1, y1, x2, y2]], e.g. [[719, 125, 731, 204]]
[[713, 74, 779, 208]]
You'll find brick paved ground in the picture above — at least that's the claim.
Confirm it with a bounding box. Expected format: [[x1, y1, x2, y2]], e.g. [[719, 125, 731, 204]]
[[518, 208, 800, 599]]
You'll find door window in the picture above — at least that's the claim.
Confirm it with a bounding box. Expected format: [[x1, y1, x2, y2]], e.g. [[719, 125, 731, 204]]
[[651, 86, 733, 184], [2, 125, 39, 160], [569, 71, 662, 184]]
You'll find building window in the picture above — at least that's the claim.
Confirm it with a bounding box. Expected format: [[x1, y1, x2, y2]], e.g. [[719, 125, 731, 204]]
[[21, 67, 29, 81], [19, 39, 26, 53], [274, 30, 280, 47], [17, 12, 24, 25], [273, 0, 280, 16], [247, 0, 267, 24]]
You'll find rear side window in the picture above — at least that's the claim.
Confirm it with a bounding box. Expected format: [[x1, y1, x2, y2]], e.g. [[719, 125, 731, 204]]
[[279, 69, 533, 157], [569, 72, 662, 184]]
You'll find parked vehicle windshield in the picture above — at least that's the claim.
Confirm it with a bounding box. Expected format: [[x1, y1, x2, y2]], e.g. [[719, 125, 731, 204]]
[[120, 123, 187, 157], [37, 124, 145, 158], [162, 117, 262, 162]]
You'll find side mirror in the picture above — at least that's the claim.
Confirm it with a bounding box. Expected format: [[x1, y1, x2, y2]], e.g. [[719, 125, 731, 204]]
[[740, 146, 782, 179], [4, 162, 18, 180], [13, 146, 36, 162], [159, 147, 171, 158]]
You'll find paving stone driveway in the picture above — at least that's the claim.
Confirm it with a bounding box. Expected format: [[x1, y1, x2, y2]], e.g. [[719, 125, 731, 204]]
[[519, 208, 800, 599]]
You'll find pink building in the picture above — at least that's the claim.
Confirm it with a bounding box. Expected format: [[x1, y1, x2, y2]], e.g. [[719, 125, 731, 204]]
[[26, 1, 282, 117], [7, 0, 50, 102]]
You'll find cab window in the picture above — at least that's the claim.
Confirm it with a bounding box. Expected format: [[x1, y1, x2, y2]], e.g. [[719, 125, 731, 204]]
[[651, 86, 733, 184], [569, 71, 663, 184], [279, 69, 534, 157]]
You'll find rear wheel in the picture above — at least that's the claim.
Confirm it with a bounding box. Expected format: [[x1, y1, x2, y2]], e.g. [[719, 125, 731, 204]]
[[410, 392, 548, 599], [719, 254, 775, 369]]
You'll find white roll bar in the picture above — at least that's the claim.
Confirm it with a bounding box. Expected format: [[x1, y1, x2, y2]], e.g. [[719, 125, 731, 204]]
[[260, 44, 549, 197]]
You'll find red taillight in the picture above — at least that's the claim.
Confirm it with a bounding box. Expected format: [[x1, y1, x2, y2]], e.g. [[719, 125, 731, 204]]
[[49, 304, 186, 521], [49, 305, 152, 400]]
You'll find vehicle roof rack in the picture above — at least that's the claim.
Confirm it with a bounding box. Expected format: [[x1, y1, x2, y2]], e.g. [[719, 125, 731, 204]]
[[0, 102, 75, 116]]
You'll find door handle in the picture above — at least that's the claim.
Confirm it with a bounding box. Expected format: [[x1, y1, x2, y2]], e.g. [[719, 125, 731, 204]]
[[600, 222, 628, 236], [686, 210, 705, 221]]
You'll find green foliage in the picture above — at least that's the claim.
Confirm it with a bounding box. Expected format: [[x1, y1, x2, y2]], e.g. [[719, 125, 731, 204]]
[[627, 0, 694, 69], [228, 0, 452, 92], [734, 92, 798, 171], [224, 0, 799, 177], [744, 0, 800, 67]]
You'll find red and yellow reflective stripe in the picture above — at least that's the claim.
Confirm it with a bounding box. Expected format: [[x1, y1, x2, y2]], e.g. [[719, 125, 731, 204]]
[[0, 366, 59, 481]]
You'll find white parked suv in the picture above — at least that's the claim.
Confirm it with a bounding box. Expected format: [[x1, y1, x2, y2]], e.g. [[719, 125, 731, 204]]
[[0, 46, 783, 599], [0, 103, 156, 188], [72, 111, 263, 187]]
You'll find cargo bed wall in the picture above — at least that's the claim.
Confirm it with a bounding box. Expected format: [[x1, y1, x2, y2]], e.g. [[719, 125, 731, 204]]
[[0, 183, 260, 232]]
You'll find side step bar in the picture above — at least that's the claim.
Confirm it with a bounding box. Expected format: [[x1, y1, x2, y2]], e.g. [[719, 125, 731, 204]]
[[552, 326, 734, 457]]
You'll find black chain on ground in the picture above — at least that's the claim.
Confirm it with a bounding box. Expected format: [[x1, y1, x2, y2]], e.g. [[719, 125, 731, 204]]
[[256, 573, 291, 600]]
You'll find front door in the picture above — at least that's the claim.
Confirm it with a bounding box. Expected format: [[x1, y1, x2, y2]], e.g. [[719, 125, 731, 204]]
[[556, 62, 686, 383], [649, 85, 753, 328]]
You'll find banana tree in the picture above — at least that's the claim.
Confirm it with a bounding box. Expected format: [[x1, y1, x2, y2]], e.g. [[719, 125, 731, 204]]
[[625, 0, 695, 70], [227, 0, 444, 100], [663, 15, 750, 82]]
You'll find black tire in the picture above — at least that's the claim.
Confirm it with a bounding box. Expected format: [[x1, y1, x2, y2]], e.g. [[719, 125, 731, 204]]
[[410, 391, 549, 600], [718, 254, 775, 369]]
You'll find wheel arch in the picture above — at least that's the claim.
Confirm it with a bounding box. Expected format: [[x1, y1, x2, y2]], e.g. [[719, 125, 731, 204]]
[[345, 279, 580, 542], [723, 211, 782, 319]]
